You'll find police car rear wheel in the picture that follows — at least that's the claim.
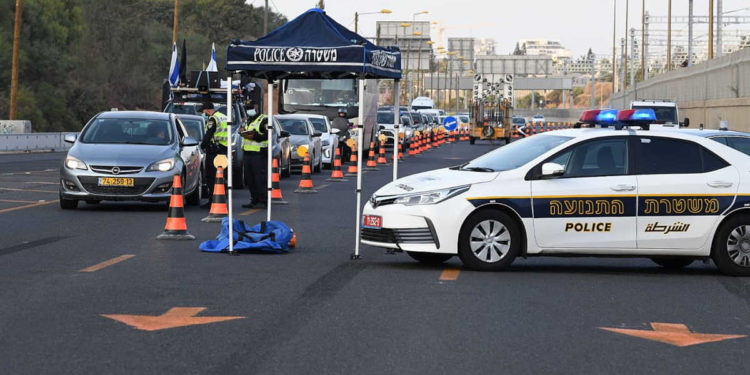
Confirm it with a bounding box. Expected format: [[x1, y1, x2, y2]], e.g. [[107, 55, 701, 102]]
[[713, 215, 750, 276], [458, 210, 520, 271], [650, 257, 694, 269], [406, 251, 453, 265]]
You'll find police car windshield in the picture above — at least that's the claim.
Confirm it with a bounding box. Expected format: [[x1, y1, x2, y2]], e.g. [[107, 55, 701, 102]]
[[462, 135, 572, 172]]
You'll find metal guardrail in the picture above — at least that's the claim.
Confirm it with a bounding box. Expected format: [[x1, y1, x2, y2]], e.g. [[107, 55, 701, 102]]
[[0, 132, 73, 152]]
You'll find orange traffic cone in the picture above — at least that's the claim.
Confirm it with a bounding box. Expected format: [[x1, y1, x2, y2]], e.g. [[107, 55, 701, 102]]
[[408, 137, 416, 156], [365, 141, 378, 169], [202, 167, 228, 223], [346, 143, 358, 176], [271, 158, 288, 204], [376, 140, 388, 164], [295, 150, 317, 193], [157, 175, 195, 240], [327, 147, 347, 182]]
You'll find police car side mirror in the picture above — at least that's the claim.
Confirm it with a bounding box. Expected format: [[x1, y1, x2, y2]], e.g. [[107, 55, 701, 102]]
[[64, 133, 78, 144], [541, 162, 565, 178], [681, 118, 690, 127]]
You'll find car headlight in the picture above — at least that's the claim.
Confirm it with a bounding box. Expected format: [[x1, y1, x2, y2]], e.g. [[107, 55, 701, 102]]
[[65, 155, 88, 170], [393, 185, 470, 206], [147, 158, 175, 172]]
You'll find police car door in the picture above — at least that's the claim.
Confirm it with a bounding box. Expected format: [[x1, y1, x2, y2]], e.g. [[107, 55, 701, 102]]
[[634, 135, 738, 249], [530, 136, 637, 249]]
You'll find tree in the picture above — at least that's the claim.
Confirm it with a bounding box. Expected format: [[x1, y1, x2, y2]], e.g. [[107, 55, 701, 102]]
[[513, 42, 523, 55]]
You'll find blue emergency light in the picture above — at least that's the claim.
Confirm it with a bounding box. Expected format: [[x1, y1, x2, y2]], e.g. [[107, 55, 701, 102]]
[[594, 109, 618, 125], [616, 109, 657, 130]]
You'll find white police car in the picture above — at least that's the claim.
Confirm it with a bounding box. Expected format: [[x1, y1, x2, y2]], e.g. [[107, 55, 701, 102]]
[[361, 109, 750, 276]]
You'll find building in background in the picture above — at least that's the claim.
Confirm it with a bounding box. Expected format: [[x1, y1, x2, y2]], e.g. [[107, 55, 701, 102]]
[[517, 39, 573, 62], [474, 38, 496, 56]]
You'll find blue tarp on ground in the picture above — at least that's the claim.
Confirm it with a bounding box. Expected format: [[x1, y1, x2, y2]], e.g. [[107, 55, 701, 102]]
[[226, 8, 401, 80], [199, 218, 294, 253]]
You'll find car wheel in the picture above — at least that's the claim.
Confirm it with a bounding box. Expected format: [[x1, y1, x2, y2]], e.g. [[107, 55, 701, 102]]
[[406, 251, 453, 265], [458, 209, 521, 271], [469, 136, 476, 145], [59, 192, 78, 210], [186, 171, 202, 206], [650, 257, 694, 269], [712, 214, 750, 276], [281, 158, 291, 178]]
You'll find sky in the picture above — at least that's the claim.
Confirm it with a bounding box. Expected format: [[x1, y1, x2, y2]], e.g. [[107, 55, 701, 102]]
[[259, 0, 750, 58]]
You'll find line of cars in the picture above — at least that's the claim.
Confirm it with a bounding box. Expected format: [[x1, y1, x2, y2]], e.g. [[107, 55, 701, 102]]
[[59, 107, 347, 209], [375, 106, 470, 147]]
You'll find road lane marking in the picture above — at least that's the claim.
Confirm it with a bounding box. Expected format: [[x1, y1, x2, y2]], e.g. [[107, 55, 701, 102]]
[[439, 267, 461, 281], [0, 187, 58, 193], [0, 200, 58, 214], [0, 199, 39, 204], [316, 184, 329, 190], [600, 322, 747, 347], [101, 307, 245, 331], [80, 254, 135, 272], [240, 208, 262, 216]]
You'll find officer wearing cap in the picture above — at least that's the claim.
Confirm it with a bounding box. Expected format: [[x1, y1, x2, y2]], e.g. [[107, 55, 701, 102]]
[[200, 102, 229, 201], [332, 107, 351, 160], [240, 112, 269, 208]]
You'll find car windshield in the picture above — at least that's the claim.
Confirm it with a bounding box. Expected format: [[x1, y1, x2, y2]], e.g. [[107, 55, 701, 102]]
[[80, 118, 174, 145], [459, 116, 470, 123], [279, 119, 309, 135], [308, 118, 328, 133], [632, 105, 678, 124], [377, 112, 394, 124], [411, 113, 423, 124], [168, 103, 201, 115], [513, 117, 525, 124], [461, 135, 573, 172], [180, 118, 203, 141]]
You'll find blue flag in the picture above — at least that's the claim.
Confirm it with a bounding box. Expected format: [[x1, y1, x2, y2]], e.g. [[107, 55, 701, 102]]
[[206, 42, 218, 72], [168, 42, 179, 87]]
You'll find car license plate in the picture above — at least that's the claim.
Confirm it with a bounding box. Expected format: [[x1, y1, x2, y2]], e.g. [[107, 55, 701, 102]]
[[363, 215, 382, 229], [98, 177, 134, 187]]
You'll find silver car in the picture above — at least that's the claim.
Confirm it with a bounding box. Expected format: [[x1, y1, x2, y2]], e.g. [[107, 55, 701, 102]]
[[306, 114, 340, 169], [59, 111, 202, 209], [276, 114, 323, 173]]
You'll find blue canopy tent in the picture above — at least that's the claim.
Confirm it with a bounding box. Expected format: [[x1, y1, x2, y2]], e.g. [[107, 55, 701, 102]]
[[223, 8, 402, 257]]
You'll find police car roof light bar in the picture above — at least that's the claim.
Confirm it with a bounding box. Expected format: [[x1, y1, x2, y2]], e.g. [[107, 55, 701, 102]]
[[616, 109, 657, 130], [594, 109, 618, 127], [579, 109, 602, 124]]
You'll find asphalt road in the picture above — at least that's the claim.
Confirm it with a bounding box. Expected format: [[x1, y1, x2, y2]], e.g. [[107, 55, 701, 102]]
[[1, 142, 749, 374]]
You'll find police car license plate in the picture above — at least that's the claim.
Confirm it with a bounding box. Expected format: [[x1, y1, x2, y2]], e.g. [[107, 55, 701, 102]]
[[98, 177, 134, 187], [363, 215, 382, 229]]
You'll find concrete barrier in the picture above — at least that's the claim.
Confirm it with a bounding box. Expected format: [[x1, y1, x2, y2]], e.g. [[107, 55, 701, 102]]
[[0, 133, 73, 152], [610, 47, 750, 131]]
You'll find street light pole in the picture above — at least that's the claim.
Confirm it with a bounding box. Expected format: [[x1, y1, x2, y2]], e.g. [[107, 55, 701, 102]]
[[688, 0, 693, 66], [612, 0, 617, 92], [624, 0, 629, 90], [667, 0, 672, 71], [709, 0, 714, 60], [9, 0, 22, 120]]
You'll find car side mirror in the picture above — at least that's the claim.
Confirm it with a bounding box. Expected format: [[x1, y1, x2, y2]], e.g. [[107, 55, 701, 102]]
[[541, 162, 565, 178], [312, 132, 322, 138], [181, 136, 199, 147], [378, 125, 385, 130], [64, 133, 78, 144], [331, 128, 340, 134], [681, 117, 690, 127], [280, 130, 290, 138]]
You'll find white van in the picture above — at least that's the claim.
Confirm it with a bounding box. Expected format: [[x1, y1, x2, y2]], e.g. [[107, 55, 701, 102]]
[[411, 97, 435, 111]]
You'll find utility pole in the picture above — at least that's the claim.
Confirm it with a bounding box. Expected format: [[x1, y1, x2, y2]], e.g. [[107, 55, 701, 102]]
[[717, 0, 722, 57], [641, 0, 648, 81], [590, 56, 596, 109], [562, 60, 568, 107], [620, 38, 626, 96], [644, 11, 649, 80], [708, 0, 714, 60], [612, 0, 617, 93], [624, 0, 629, 90], [667, 0, 671, 71], [172, 0, 179, 44], [9, 0, 22, 120], [263, 0, 274, 35], [630, 28, 636, 87], [354, 12, 358, 33], [688, 0, 693, 66]]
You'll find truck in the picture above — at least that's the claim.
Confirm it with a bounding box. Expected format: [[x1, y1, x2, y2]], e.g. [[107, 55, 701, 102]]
[[630, 100, 689, 127], [469, 98, 513, 144]]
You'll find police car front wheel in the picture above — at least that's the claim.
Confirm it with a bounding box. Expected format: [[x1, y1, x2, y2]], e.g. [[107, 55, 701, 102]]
[[458, 210, 521, 271], [713, 214, 750, 276]]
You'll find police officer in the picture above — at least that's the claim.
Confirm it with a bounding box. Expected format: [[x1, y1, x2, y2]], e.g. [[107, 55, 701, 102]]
[[240, 113, 269, 208], [200, 102, 229, 202]]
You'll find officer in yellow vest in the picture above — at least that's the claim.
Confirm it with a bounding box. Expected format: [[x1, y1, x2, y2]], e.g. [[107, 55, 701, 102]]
[[240, 113, 269, 208], [200, 102, 229, 201]]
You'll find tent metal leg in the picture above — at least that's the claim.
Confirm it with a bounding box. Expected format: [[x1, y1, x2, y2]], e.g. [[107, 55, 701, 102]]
[[352, 78, 365, 260], [267, 81, 274, 223], [393, 80, 399, 181], [227, 76, 236, 256]]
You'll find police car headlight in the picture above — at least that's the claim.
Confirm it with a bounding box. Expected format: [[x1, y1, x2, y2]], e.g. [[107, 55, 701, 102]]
[[147, 158, 175, 172], [65, 155, 88, 170], [394, 186, 469, 206]]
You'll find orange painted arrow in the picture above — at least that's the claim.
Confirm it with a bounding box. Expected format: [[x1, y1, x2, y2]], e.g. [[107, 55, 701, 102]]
[[600, 322, 746, 347], [101, 307, 244, 331]]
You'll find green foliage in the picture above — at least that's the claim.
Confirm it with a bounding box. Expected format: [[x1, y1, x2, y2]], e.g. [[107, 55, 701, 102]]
[[1, 0, 286, 130]]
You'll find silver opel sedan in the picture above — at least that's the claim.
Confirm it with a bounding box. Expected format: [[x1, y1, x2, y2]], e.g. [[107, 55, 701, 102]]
[[59, 111, 202, 209]]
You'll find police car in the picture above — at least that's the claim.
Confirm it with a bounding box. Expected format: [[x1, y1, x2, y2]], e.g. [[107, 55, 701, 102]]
[[361, 109, 750, 276]]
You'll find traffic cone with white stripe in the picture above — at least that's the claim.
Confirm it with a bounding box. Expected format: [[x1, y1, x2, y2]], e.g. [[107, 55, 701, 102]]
[[202, 166, 228, 223], [295, 149, 317, 193], [271, 158, 288, 204], [376, 140, 388, 165], [157, 174, 195, 240], [346, 143, 358, 176], [327, 147, 347, 182], [365, 141, 379, 169]]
